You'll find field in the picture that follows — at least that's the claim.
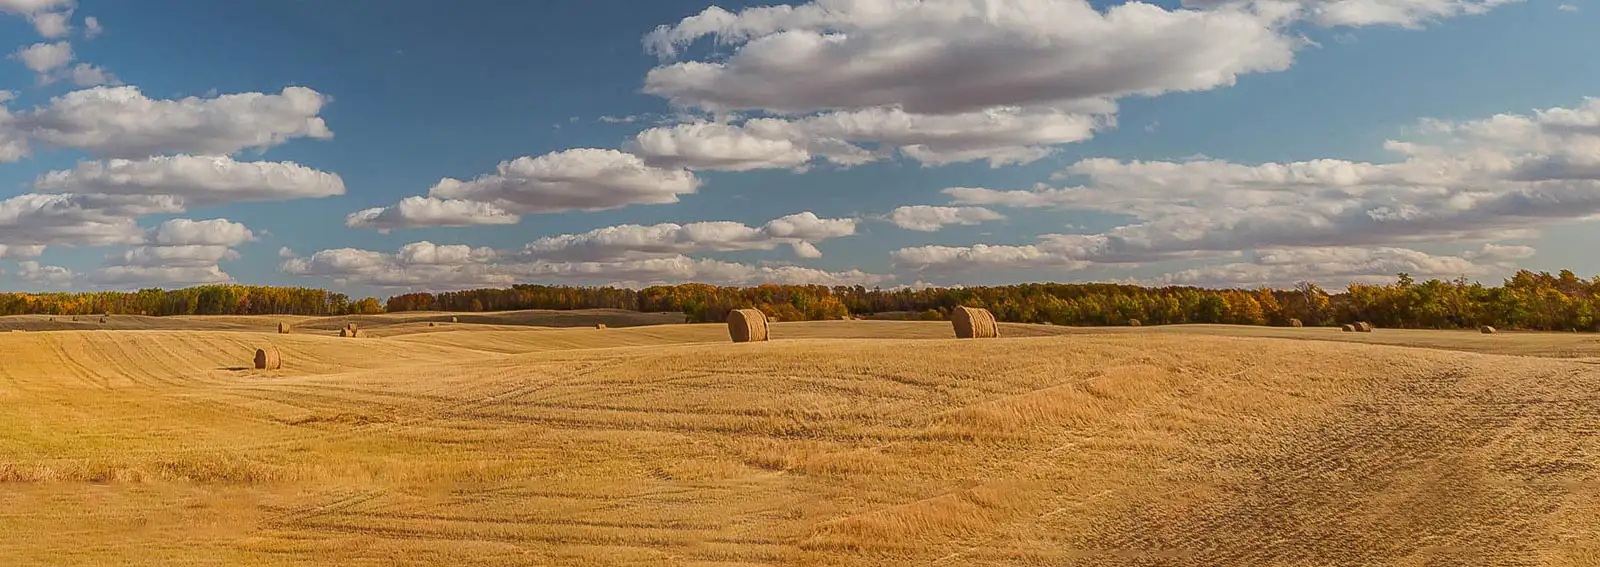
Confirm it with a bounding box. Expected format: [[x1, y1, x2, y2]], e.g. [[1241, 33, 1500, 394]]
[[2, 310, 1598, 566]]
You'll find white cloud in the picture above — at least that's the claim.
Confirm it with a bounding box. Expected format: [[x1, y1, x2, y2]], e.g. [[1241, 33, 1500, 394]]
[[151, 218, 254, 246], [395, 241, 497, 265], [1557, 3, 1578, 10], [89, 265, 231, 286], [630, 121, 814, 171], [791, 240, 823, 259], [1303, 0, 1520, 27], [0, 193, 181, 247], [360, 149, 700, 229], [34, 155, 346, 205], [632, 106, 1111, 170], [13, 86, 332, 158], [346, 196, 520, 231], [16, 260, 72, 287], [277, 246, 295, 258], [521, 211, 856, 261], [89, 218, 253, 287], [0, 92, 27, 162], [28, 8, 67, 37], [0, 0, 72, 13], [83, 15, 100, 37], [887, 205, 1005, 231], [284, 240, 888, 290], [926, 97, 1600, 274], [12, 41, 72, 73], [426, 148, 699, 215], [0, 244, 46, 259], [119, 244, 238, 268], [1146, 245, 1528, 288], [644, 1, 1297, 116], [63, 63, 116, 86]]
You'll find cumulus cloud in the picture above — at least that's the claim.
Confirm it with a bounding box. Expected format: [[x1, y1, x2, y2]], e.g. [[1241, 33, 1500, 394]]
[[643, 0, 1297, 116], [11, 41, 72, 73], [629, 121, 814, 171], [427, 148, 699, 214], [89, 265, 230, 286], [0, 193, 181, 247], [0, 0, 74, 37], [0, 244, 46, 259], [10, 86, 332, 158], [16, 260, 72, 287], [151, 218, 254, 246], [360, 149, 700, 229], [83, 15, 100, 37], [887, 205, 1005, 231], [119, 244, 238, 268], [631, 106, 1110, 169], [916, 97, 1600, 278], [87, 218, 253, 287], [346, 196, 520, 231], [520, 211, 857, 262], [283, 241, 888, 290], [63, 63, 116, 86], [35, 155, 346, 205], [1145, 245, 1530, 288]]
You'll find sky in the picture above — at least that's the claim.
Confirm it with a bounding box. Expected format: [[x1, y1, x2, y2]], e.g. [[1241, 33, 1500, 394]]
[[1, 0, 1598, 297]]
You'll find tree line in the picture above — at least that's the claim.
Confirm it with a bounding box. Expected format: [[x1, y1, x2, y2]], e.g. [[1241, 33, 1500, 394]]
[[1, 270, 1597, 331], [385, 270, 1600, 332], [0, 285, 382, 316]]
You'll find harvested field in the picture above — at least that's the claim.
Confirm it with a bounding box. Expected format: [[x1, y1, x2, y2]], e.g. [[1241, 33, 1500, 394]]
[[1, 319, 1597, 566]]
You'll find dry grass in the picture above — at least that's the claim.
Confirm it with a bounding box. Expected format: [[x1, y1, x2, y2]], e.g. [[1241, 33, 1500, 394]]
[[1, 319, 1597, 566]]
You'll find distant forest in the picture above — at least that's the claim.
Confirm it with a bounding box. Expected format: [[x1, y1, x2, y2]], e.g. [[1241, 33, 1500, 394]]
[[1, 270, 1597, 331]]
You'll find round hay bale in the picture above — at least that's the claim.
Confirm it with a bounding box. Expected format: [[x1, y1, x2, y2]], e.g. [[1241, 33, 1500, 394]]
[[278, 322, 291, 334], [1289, 318, 1303, 328], [429, 322, 436, 327], [254, 347, 281, 370], [951, 306, 999, 339], [1356, 322, 1373, 333], [451, 316, 458, 323], [99, 317, 107, 324], [596, 323, 608, 330], [1480, 325, 1497, 334], [727, 309, 770, 343], [1128, 319, 1142, 327], [1341, 324, 1355, 332], [339, 328, 350, 338]]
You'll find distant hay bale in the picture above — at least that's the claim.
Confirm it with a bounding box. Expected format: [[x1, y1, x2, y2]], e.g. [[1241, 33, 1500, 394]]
[[349, 329, 362, 338], [727, 309, 770, 343], [278, 322, 290, 334], [429, 322, 436, 327], [951, 306, 999, 339], [1480, 325, 1497, 334], [254, 347, 281, 370], [1341, 324, 1355, 332], [596, 323, 607, 330], [1356, 322, 1373, 333], [99, 317, 107, 324], [1289, 318, 1303, 328], [451, 316, 458, 323], [339, 328, 350, 338], [1128, 319, 1142, 327], [345, 323, 357, 332]]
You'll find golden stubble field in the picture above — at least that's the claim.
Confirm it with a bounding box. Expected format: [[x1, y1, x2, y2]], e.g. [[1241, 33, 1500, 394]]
[[2, 311, 1598, 566]]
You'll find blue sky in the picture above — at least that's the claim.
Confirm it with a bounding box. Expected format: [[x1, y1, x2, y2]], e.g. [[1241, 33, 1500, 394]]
[[1, 0, 1597, 297]]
